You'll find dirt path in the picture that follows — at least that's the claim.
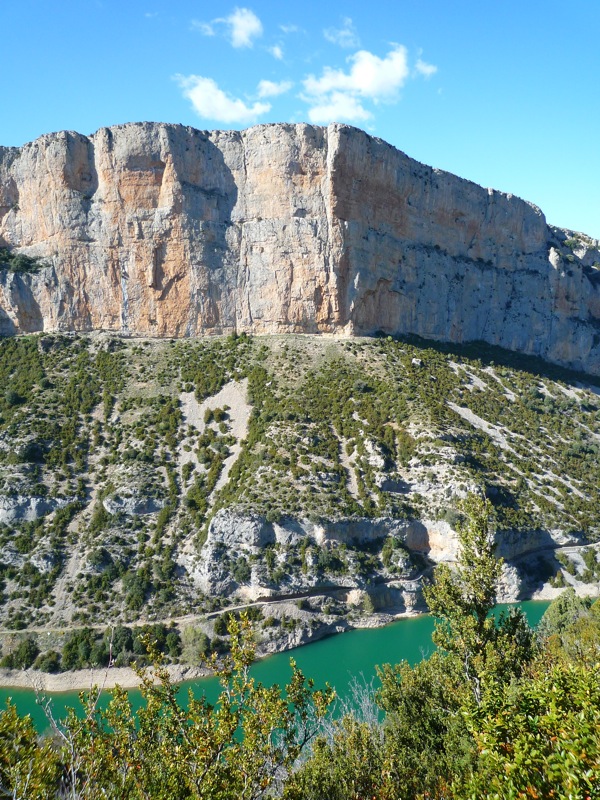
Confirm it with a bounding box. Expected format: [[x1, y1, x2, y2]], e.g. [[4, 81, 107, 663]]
[[1, 540, 598, 692], [6, 539, 596, 640]]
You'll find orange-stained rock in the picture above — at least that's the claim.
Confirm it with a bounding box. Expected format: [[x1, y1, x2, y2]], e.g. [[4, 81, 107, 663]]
[[1, 122, 599, 373]]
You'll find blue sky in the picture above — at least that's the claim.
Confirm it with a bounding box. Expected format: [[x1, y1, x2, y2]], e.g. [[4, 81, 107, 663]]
[[2, 1, 599, 237]]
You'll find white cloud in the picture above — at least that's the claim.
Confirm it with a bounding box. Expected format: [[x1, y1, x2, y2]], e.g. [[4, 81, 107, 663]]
[[323, 17, 359, 49], [175, 75, 270, 124], [307, 92, 371, 124], [192, 7, 263, 48], [301, 45, 413, 124], [268, 44, 284, 60], [257, 79, 293, 98], [304, 45, 410, 101], [221, 7, 263, 48], [415, 58, 437, 78], [280, 23, 300, 34]]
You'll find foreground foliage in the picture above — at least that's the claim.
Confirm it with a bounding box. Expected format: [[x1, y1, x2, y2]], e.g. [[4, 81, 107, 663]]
[[1, 497, 599, 798], [0, 616, 333, 799], [286, 497, 600, 800], [458, 661, 600, 800]]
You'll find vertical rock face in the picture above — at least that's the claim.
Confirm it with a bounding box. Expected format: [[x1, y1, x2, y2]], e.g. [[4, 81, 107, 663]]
[[0, 121, 599, 373]]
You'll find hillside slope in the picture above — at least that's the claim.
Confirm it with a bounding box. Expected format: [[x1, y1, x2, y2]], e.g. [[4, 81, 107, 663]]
[[0, 333, 598, 649]]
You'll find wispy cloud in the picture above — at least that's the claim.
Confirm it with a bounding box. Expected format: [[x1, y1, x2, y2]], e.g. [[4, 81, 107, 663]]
[[257, 79, 293, 98], [175, 74, 270, 124], [268, 44, 284, 60], [191, 20, 215, 36], [415, 57, 437, 78], [323, 17, 359, 49], [280, 23, 301, 34], [192, 7, 263, 48]]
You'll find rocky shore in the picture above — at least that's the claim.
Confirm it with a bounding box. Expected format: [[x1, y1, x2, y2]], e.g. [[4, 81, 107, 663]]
[[0, 604, 412, 693], [2, 581, 598, 693]]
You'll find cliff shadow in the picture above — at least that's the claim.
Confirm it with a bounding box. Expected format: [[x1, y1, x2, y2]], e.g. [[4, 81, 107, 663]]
[[379, 332, 600, 388], [368, 585, 408, 614], [63, 133, 100, 201], [0, 274, 43, 333], [155, 131, 239, 322], [494, 525, 586, 561], [273, 517, 309, 546], [0, 304, 16, 335], [403, 520, 434, 554], [510, 551, 562, 599]]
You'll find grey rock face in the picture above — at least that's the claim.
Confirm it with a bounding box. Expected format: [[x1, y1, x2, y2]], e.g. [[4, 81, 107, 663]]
[[0, 122, 599, 374], [0, 494, 68, 525], [190, 510, 577, 601], [102, 495, 164, 516]]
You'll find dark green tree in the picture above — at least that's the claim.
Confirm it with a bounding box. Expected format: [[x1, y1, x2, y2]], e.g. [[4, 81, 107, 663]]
[[423, 494, 533, 701]]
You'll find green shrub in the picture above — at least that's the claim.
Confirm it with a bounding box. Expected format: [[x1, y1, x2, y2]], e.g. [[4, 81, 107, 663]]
[[213, 615, 228, 636], [232, 556, 251, 584], [12, 637, 39, 669], [181, 626, 211, 665], [4, 389, 22, 407], [33, 650, 61, 673], [0, 247, 45, 273]]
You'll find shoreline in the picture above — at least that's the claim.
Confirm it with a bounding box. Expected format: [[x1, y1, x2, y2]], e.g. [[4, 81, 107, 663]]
[[0, 662, 212, 693], [0, 609, 419, 694], [0, 586, 593, 694]]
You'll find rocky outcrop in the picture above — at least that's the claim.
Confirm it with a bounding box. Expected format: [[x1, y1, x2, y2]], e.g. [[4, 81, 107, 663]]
[[1, 122, 599, 373], [0, 494, 69, 525], [188, 509, 590, 604]]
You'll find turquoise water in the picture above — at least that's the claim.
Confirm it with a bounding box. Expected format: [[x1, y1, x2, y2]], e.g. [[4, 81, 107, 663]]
[[0, 601, 550, 731]]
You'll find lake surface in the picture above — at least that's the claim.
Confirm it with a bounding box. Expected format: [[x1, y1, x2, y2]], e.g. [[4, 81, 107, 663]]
[[0, 601, 550, 732]]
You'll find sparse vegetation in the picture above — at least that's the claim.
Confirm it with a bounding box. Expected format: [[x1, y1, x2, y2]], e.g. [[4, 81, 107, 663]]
[[0, 246, 47, 274], [0, 332, 598, 655]]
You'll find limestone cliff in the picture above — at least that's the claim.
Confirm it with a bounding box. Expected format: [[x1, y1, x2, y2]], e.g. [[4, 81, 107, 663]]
[[1, 122, 599, 373]]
